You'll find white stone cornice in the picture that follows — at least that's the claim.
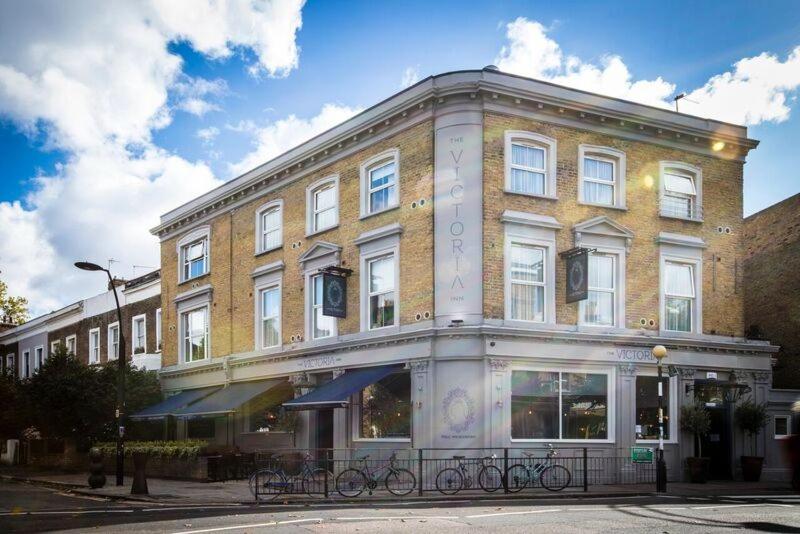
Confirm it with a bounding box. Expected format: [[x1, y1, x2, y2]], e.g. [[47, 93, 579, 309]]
[[655, 232, 708, 249], [500, 210, 563, 230], [251, 260, 285, 279], [354, 223, 404, 246]]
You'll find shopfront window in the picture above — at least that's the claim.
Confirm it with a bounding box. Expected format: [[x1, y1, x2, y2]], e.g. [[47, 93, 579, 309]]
[[511, 370, 609, 440], [187, 417, 216, 439], [359, 372, 411, 439], [635, 376, 670, 440]]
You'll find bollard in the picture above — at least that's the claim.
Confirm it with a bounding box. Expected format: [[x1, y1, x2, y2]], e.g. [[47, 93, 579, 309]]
[[87, 447, 106, 489]]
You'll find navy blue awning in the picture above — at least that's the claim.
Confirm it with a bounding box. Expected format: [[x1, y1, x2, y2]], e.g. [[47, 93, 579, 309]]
[[172, 379, 288, 417], [283, 365, 403, 411], [130, 386, 220, 420]]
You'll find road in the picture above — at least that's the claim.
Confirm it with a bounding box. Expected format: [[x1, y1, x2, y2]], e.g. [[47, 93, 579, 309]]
[[1, 480, 799, 533]]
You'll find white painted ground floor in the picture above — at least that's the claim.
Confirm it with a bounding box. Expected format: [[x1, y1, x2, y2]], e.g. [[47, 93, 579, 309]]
[[151, 328, 797, 483]]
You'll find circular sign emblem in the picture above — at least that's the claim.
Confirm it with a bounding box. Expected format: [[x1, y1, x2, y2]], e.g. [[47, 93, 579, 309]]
[[442, 387, 476, 434], [326, 277, 344, 308], [569, 258, 584, 291]]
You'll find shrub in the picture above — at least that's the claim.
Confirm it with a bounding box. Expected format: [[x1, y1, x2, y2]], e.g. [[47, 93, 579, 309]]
[[735, 399, 770, 456], [94, 440, 208, 459], [681, 403, 711, 457]]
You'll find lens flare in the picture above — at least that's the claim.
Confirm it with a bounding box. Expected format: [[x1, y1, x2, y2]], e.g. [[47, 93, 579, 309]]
[[643, 175, 654, 189], [712, 141, 726, 152]]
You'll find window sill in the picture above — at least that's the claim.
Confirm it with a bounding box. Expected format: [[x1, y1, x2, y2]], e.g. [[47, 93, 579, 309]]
[[255, 244, 283, 258], [510, 438, 616, 444], [178, 272, 210, 286], [504, 189, 558, 201], [352, 438, 411, 443], [360, 203, 399, 221], [305, 224, 339, 239], [659, 213, 703, 223], [774, 435, 790, 440], [578, 201, 628, 211]]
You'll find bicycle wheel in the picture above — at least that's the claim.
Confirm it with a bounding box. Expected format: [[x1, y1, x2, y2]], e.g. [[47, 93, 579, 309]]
[[385, 468, 416, 496], [335, 468, 367, 497], [478, 465, 503, 492], [505, 464, 530, 493], [435, 468, 463, 495], [540, 464, 571, 491], [249, 469, 285, 500], [302, 468, 332, 497]]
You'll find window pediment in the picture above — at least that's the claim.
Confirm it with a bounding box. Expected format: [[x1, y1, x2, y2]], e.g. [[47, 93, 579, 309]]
[[298, 241, 342, 266], [573, 216, 634, 251]]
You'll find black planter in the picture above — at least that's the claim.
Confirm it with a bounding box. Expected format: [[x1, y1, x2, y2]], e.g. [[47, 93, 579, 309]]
[[131, 452, 149, 495], [741, 456, 764, 482], [687, 457, 710, 483], [87, 447, 106, 489]]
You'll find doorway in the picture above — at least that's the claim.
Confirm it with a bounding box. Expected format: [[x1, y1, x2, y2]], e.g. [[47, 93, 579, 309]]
[[695, 382, 733, 479], [316, 408, 334, 451]]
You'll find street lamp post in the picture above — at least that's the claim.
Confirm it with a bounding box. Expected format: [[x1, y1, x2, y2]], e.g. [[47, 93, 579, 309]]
[[652, 344, 668, 493], [75, 261, 126, 486]]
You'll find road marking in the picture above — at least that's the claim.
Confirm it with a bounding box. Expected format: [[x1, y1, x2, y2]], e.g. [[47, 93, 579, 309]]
[[335, 515, 454, 521], [465, 508, 561, 519], [26, 509, 134, 515], [171, 519, 324, 534], [691, 503, 793, 510]]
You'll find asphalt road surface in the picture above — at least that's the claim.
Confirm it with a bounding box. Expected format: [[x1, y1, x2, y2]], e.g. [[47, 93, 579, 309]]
[[2, 480, 799, 533]]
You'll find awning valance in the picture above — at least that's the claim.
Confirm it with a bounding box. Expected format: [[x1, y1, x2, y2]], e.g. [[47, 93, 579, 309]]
[[283, 364, 403, 411], [130, 386, 220, 420], [172, 379, 287, 418]]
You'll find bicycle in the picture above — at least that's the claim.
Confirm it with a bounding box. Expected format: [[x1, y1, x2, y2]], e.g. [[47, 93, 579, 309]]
[[335, 452, 416, 497], [435, 454, 504, 495], [505, 444, 571, 492], [249, 453, 331, 500]]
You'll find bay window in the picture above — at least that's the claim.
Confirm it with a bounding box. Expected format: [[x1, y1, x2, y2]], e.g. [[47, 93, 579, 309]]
[[181, 307, 209, 362], [664, 261, 695, 332], [359, 371, 411, 439], [582, 253, 616, 326], [509, 243, 545, 322], [368, 254, 395, 329], [259, 285, 281, 348], [511, 370, 609, 441]]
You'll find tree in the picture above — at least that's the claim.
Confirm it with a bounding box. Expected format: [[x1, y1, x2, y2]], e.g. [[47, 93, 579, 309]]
[[735, 398, 770, 456], [0, 279, 28, 324], [0, 372, 25, 438], [681, 403, 711, 457]]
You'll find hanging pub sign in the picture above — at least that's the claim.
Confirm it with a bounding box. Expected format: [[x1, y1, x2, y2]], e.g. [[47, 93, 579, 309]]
[[321, 267, 350, 318], [560, 247, 592, 303]]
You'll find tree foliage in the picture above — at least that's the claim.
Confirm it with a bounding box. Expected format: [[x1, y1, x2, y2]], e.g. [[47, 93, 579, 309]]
[[0, 279, 28, 324], [735, 398, 770, 455], [20, 344, 161, 448], [0, 372, 25, 437], [681, 403, 711, 457]]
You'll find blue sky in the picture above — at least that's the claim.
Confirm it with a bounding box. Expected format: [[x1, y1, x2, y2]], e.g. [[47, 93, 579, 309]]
[[1, 0, 799, 314]]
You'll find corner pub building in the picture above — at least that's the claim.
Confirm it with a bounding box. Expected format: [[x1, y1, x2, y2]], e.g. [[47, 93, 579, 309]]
[[141, 67, 792, 482]]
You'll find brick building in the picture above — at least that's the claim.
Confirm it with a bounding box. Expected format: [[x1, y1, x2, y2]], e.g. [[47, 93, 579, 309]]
[[0, 271, 162, 376], [143, 68, 790, 481]]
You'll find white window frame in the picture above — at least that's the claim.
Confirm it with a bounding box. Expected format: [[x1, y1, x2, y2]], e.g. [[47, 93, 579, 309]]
[[508, 364, 616, 444], [131, 314, 147, 355], [578, 145, 626, 209], [255, 282, 282, 350], [50, 340, 60, 354], [177, 226, 211, 283], [504, 131, 558, 199], [660, 256, 702, 334], [34, 345, 44, 372], [360, 248, 400, 332], [308, 273, 338, 340], [579, 249, 625, 329], [22, 350, 30, 378], [88, 327, 101, 365], [360, 149, 400, 218], [255, 199, 283, 254], [65, 334, 76, 355], [107, 322, 120, 360], [659, 161, 703, 221], [155, 308, 162, 352], [506, 242, 548, 324], [179, 304, 210, 364], [634, 372, 678, 444], [774, 415, 791, 439], [305, 175, 339, 236], [5, 353, 13, 376]]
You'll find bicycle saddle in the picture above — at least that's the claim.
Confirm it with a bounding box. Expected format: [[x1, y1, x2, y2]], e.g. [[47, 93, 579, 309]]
[[522, 451, 537, 457], [452, 455, 466, 460]]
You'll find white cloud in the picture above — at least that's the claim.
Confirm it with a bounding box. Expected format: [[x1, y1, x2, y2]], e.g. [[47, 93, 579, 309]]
[[196, 126, 220, 145], [0, 0, 305, 316], [229, 103, 362, 177], [401, 66, 420, 88], [494, 17, 800, 125]]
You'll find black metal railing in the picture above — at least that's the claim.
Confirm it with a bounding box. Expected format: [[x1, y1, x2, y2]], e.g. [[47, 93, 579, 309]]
[[244, 446, 656, 500]]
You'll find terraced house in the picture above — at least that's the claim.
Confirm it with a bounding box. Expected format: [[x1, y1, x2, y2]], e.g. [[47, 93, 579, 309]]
[[145, 68, 792, 481]]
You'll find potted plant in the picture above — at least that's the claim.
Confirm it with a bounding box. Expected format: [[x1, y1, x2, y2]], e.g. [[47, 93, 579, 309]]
[[735, 398, 770, 482], [681, 403, 711, 483]]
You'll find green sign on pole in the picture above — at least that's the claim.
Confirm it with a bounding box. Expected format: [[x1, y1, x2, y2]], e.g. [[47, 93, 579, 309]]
[[631, 447, 654, 463]]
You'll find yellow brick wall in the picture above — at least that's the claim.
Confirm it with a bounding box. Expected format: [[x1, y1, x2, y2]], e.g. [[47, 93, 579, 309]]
[[483, 112, 745, 335], [160, 120, 435, 366]]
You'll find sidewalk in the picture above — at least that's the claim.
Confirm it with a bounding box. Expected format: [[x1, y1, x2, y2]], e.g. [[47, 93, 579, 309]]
[[1, 468, 795, 506]]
